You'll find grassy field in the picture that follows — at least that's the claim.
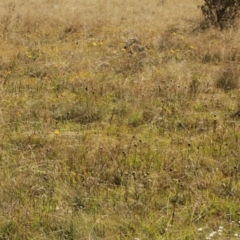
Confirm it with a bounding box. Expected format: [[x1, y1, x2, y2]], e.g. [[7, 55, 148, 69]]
[[1, 0, 240, 239]]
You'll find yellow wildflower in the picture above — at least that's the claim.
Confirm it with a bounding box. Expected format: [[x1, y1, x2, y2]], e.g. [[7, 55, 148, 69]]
[[54, 130, 60, 135]]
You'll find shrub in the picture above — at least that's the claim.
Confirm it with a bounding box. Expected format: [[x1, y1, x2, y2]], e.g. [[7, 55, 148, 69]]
[[199, 0, 240, 29]]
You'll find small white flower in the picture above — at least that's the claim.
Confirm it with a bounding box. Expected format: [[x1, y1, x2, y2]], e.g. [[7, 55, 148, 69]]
[[218, 226, 223, 230], [209, 231, 217, 237], [198, 227, 203, 232], [234, 233, 238, 237]]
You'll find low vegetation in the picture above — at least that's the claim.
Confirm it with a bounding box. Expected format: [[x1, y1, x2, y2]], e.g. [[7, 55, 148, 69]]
[[1, 0, 240, 239]]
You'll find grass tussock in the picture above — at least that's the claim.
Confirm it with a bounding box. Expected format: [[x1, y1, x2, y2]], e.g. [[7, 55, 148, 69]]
[[1, 0, 240, 239]]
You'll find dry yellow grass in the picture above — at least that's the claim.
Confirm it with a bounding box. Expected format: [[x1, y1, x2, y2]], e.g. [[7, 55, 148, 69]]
[[1, 0, 240, 239]]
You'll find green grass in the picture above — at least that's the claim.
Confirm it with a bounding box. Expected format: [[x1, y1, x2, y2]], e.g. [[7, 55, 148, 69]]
[[1, 0, 240, 239]]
